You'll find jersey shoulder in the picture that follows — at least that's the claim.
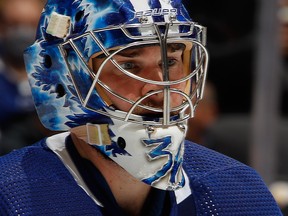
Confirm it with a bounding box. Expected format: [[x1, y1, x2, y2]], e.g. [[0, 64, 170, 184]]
[[0, 139, 60, 180], [0, 138, 101, 215], [183, 140, 247, 175], [183, 140, 282, 215]]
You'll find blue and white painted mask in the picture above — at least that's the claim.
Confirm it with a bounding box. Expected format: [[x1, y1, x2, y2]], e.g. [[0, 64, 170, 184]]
[[24, 0, 208, 190]]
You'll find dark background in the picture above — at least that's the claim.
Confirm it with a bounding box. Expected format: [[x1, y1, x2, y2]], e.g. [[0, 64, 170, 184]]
[[183, 0, 257, 114]]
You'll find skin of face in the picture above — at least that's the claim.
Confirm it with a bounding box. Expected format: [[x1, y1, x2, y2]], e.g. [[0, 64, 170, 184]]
[[92, 45, 187, 115]]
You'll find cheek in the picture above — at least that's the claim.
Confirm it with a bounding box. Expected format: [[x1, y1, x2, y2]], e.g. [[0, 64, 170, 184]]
[[111, 77, 142, 98], [101, 75, 143, 110], [171, 81, 187, 92], [170, 82, 188, 105]]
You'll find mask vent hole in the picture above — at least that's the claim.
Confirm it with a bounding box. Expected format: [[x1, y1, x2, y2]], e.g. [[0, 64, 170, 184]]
[[43, 54, 52, 68], [75, 10, 84, 22], [55, 84, 66, 98], [117, 137, 126, 150]]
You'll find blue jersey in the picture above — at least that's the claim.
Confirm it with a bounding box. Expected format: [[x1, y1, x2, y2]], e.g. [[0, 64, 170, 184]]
[[0, 133, 282, 215]]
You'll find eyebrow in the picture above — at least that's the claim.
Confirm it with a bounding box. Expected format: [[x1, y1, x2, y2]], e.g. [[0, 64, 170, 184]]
[[117, 49, 140, 57], [118, 44, 185, 57], [96, 43, 185, 59], [168, 43, 186, 52]]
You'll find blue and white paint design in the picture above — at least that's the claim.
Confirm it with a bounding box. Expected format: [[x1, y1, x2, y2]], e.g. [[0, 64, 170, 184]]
[[87, 118, 187, 190], [23, 0, 199, 190], [23, 0, 192, 131]]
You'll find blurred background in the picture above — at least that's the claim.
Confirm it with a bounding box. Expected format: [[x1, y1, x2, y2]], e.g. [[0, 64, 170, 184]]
[[0, 0, 287, 214], [0, 0, 53, 155], [184, 0, 288, 214]]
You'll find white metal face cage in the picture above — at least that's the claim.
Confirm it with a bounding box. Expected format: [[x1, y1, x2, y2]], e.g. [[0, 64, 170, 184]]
[[60, 21, 208, 126]]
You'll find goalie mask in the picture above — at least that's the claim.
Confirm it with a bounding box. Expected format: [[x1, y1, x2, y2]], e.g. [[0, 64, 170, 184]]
[[24, 0, 208, 190]]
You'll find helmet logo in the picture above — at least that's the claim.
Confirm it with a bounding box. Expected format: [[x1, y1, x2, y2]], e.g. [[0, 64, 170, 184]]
[[134, 8, 177, 19]]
